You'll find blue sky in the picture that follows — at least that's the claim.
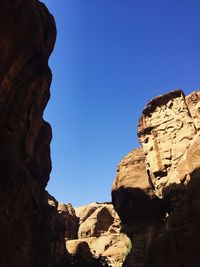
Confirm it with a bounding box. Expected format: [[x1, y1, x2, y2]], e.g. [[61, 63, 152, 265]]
[[41, 0, 200, 206]]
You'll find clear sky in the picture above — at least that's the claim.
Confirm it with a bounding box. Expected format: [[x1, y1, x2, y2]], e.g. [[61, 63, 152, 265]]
[[41, 0, 200, 207]]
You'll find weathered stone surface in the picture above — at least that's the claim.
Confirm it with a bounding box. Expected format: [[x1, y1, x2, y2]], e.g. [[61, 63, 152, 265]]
[[113, 147, 150, 192], [78, 204, 114, 238], [0, 1, 70, 267], [186, 91, 200, 130], [112, 90, 200, 267], [112, 148, 165, 267], [138, 90, 197, 197], [68, 241, 110, 267], [64, 202, 130, 266], [58, 203, 79, 240]]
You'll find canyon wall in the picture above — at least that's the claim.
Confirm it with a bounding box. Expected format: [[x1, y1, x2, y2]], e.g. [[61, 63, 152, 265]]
[[0, 2, 130, 266], [0, 1, 69, 266], [2, 2, 200, 266], [112, 90, 200, 267]]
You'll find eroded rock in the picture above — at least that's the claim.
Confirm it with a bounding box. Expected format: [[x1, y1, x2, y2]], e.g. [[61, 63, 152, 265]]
[[112, 90, 200, 267], [63, 202, 130, 266], [58, 203, 79, 240], [0, 1, 70, 266], [112, 148, 165, 267], [138, 90, 197, 197]]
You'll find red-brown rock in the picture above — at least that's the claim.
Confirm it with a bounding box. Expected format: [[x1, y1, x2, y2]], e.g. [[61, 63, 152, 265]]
[[0, 1, 70, 267], [58, 203, 79, 240]]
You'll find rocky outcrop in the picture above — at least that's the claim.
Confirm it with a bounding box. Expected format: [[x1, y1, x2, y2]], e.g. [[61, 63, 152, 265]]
[[62, 202, 130, 266], [0, 1, 70, 266], [113, 148, 150, 192], [77, 203, 114, 238], [112, 90, 200, 267], [138, 90, 197, 197], [112, 149, 164, 266], [58, 203, 79, 240]]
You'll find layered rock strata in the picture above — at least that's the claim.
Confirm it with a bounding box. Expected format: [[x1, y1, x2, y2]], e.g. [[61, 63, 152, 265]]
[[112, 90, 200, 267], [60, 202, 130, 266], [0, 1, 70, 266]]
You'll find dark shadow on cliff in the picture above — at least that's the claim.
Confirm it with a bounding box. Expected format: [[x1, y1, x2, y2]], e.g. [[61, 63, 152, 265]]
[[146, 169, 200, 267], [112, 187, 166, 228], [112, 169, 200, 267], [67, 242, 109, 267], [112, 186, 166, 267]]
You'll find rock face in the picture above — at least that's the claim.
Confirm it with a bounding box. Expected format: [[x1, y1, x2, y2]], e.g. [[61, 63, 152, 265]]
[[63, 202, 130, 266], [138, 90, 197, 197], [0, 1, 69, 267], [58, 203, 79, 240], [112, 90, 200, 267], [112, 149, 164, 267]]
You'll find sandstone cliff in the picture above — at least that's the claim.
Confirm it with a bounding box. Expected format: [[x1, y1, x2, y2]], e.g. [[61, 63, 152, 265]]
[[59, 202, 130, 266], [112, 90, 200, 267], [3, 2, 200, 266], [0, 2, 130, 266], [0, 1, 70, 266]]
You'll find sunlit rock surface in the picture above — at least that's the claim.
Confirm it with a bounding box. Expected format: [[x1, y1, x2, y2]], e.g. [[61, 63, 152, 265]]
[[112, 90, 200, 267], [62, 202, 130, 266], [138, 90, 197, 196]]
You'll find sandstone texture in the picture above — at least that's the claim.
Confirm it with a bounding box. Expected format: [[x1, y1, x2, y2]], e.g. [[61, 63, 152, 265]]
[[138, 90, 197, 196], [58, 203, 79, 240], [112, 90, 200, 267], [0, 1, 70, 267], [60, 202, 130, 266]]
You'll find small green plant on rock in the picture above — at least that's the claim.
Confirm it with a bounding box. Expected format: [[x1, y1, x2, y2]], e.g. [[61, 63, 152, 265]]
[[123, 239, 132, 259]]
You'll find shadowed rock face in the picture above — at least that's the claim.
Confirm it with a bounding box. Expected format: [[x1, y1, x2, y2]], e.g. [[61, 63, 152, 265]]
[[112, 149, 165, 267], [0, 1, 70, 266], [112, 90, 200, 267], [58, 203, 79, 240]]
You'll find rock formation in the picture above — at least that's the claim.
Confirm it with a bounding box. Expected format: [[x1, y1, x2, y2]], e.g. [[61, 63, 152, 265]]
[[0, 1, 71, 266], [3, 1, 200, 266], [0, 1, 130, 266], [112, 90, 200, 267], [58, 203, 79, 240], [60, 202, 131, 266]]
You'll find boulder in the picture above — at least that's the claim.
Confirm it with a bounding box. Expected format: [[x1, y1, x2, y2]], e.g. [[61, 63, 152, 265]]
[[64, 202, 130, 266]]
